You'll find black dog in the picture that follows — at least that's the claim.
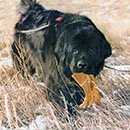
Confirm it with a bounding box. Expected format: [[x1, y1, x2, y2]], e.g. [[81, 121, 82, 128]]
[[12, 0, 112, 114]]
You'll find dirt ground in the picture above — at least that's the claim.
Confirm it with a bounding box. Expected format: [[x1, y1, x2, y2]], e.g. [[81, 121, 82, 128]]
[[0, 0, 130, 129]]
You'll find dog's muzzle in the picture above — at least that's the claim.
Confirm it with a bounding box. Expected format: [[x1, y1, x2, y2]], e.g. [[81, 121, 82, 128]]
[[77, 59, 88, 70]]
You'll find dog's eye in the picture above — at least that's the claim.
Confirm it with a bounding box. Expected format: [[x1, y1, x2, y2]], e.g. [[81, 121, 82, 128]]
[[89, 49, 94, 53], [73, 49, 79, 54]]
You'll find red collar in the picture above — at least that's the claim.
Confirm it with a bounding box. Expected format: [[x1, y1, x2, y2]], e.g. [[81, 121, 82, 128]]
[[55, 17, 64, 21]]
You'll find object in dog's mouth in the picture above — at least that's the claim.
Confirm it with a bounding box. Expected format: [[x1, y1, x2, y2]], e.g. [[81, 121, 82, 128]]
[[72, 73, 101, 109]]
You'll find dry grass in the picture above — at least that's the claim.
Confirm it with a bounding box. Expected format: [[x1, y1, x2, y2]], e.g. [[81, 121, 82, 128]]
[[0, 0, 130, 129]]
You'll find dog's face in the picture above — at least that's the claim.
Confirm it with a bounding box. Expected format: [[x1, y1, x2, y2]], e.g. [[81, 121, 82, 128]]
[[55, 22, 112, 77]]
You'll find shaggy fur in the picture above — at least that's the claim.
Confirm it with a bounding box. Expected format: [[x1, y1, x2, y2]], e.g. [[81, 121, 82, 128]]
[[12, 0, 112, 114]]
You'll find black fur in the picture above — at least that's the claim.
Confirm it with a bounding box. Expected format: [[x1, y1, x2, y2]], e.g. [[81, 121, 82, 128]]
[[12, 0, 112, 114]]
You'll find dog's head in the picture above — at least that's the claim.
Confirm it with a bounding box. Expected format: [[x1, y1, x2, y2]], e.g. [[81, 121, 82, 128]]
[[55, 21, 112, 77]]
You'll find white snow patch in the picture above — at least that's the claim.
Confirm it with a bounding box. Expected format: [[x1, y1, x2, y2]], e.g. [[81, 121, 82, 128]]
[[111, 9, 119, 13], [82, 126, 87, 130], [80, 11, 89, 16], [1, 126, 27, 130], [72, 0, 83, 4], [115, 106, 130, 116], [29, 116, 47, 130], [121, 105, 130, 111], [1, 116, 51, 130], [112, 49, 116, 54], [0, 85, 4, 90], [104, 56, 124, 65], [98, 7, 109, 15], [127, 36, 130, 40], [0, 47, 11, 55], [123, 19, 129, 24], [108, 65, 130, 71], [104, 57, 112, 64], [0, 57, 13, 68], [101, 97, 105, 102], [36, 82, 46, 87], [115, 109, 130, 115], [112, 89, 121, 96], [107, 17, 115, 22], [84, 111, 96, 116], [128, 6, 130, 10], [120, 73, 130, 80], [105, 55, 130, 68], [113, 90, 118, 96]]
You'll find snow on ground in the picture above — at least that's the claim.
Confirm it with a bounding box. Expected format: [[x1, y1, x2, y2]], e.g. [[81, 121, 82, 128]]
[[112, 89, 121, 96], [2, 116, 56, 130], [115, 109, 130, 116], [0, 57, 13, 68], [79, 11, 89, 16], [105, 55, 130, 81], [0, 47, 13, 68], [105, 65, 130, 71], [0, 85, 4, 90], [105, 56, 125, 65], [121, 73, 130, 80]]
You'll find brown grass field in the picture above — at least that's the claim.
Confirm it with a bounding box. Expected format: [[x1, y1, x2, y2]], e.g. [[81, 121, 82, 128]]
[[0, 0, 130, 129]]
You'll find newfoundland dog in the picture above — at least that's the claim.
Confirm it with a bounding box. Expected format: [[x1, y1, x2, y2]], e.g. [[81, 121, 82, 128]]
[[12, 0, 112, 114]]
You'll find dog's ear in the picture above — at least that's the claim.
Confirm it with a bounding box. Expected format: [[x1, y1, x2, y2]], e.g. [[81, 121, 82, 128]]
[[55, 40, 67, 64], [55, 31, 67, 57], [55, 45, 64, 64], [101, 39, 112, 59], [86, 24, 112, 59], [19, 0, 36, 14]]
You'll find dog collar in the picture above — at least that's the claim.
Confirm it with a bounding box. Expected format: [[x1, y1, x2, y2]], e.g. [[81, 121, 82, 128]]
[[55, 17, 64, 21]]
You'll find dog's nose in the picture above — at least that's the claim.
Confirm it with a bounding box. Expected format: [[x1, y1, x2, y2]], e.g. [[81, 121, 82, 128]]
[[77, 60, 88, 69]]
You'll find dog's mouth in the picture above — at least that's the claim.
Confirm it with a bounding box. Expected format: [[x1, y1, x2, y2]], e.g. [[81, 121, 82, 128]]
[[71, 65, 97, 76], [70, 60, 104, 76]]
